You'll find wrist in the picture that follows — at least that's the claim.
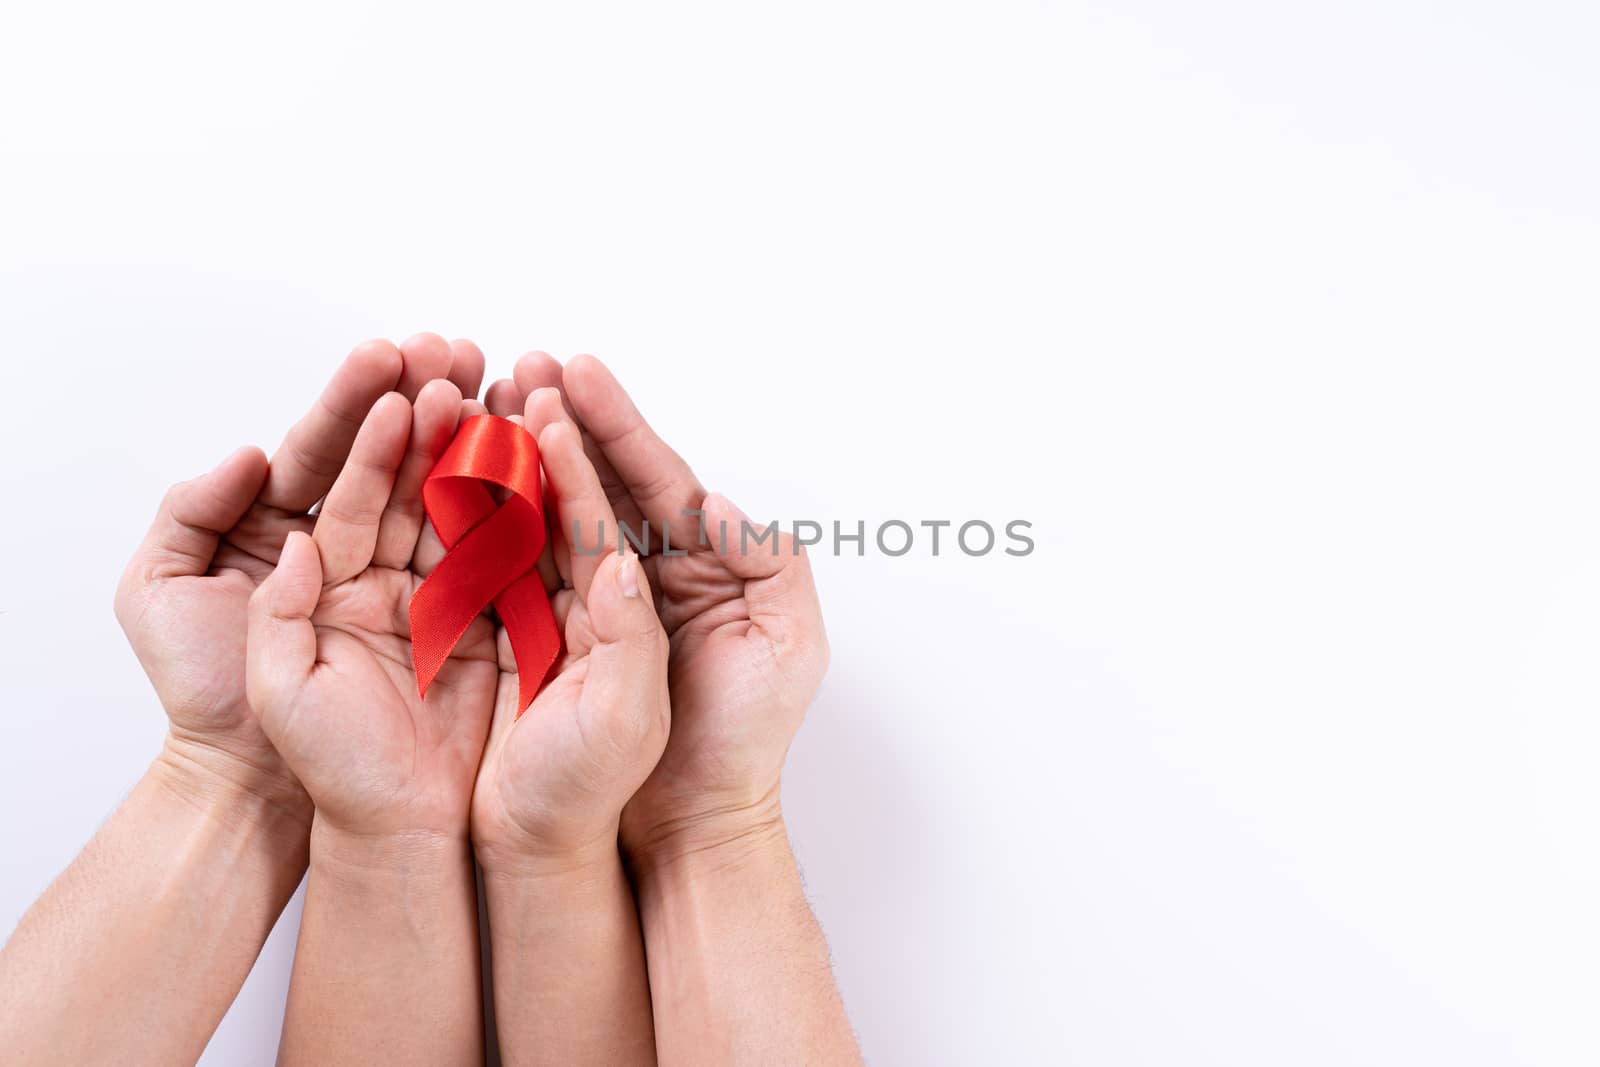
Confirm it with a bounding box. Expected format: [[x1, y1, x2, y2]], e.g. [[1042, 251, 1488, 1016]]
[[310, 818, 471, 876], [151, 735, 313, 838], [472, 776, 631, 880], [475, 820, 623, 883], [478, 841, 629, 923], [621, 789, 789, 884]]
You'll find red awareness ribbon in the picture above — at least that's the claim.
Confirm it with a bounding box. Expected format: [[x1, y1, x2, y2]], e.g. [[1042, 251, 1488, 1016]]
[[409, 414, 561, 716]]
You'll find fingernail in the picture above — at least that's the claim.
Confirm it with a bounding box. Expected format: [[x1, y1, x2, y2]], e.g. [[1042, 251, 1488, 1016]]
[[618, 552, 640, 598]]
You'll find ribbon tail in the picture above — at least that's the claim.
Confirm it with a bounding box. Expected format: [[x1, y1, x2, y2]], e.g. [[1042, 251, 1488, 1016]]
[[497, 573, 562, 716], [409, 568, 477, 700], [409, 500, 541, 700], [407, 415, 559, 712]]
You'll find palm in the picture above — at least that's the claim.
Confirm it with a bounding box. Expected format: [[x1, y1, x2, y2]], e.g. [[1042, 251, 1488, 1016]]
[[492, 353, 829, 833], [246, 380, 509, 837], [470, 410, 671, 861], [119, 337, 485, 793], [131, 566, 260, 732], [648, 552, 799, 795], [475, 596, 616, 851], [119, 461, 314, 778], [171, 507, 312, 715], [262, 565, 498, 833]]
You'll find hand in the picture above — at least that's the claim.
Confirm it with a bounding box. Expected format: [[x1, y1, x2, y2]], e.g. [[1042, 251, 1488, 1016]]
[[116, 335, 482, 812], [486, 355, 828, 863], [470, 396, 671, 871], [245, 365, 500, 838]]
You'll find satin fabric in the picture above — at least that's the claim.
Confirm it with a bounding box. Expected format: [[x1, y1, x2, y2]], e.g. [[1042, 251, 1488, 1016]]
[[408, 414, 561, 715]]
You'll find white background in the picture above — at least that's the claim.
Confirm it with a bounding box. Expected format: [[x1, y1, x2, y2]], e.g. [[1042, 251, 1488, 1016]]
[[2, 2, 1598, 1064]]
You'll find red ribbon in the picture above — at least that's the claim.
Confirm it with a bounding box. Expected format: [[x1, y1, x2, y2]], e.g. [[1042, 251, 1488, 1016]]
[[409, 414, 560, 716]]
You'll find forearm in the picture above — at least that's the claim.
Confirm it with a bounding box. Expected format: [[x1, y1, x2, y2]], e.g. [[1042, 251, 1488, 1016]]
[[482, 846, 656, 1065], [0, 743, 311, 1066], [629, 804, 862, 1067], [277, 821, 484, 1067]]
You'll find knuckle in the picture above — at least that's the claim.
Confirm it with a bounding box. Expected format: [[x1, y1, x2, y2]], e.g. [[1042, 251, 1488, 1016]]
[[160, 480, 190, 513]]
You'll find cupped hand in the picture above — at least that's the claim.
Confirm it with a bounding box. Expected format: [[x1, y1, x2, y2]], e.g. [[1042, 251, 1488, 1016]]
[[116, 335, 483, 809], [470, 395, 671, 870], [244, 371, 502, 837], [486, 355, 828, 860]]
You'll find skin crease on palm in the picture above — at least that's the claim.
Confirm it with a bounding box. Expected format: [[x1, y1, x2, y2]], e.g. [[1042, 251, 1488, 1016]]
[[116, 330, 827, 853], [484, 352, 831, 861], [246, 357, 672, 848], [246, 383, 501, 836], [1, 333, 860, 1067], [471, 406, 672, 865], [114, 333, 486, 815]]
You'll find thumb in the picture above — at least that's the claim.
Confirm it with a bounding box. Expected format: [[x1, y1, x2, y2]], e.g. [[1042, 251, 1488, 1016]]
[[122, 446, 268, 591], [580, 549, 670, 752], [246, 530, 323, 718], [702, 492, 826, 647]]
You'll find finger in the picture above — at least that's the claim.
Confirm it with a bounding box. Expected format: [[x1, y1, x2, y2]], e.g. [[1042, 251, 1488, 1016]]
[[522, 386, 571, 439], [550, 586, 578, 636], [501, 406, 563, 591], [483, 350, 560, 434], [579, 550, 670, 753], [413, 521, 448, 578], [521, 391, 577, 585], [485, 379, 522, 418], [374, 379, 463, 569], [537, 547, 562, 595], [446, 339, 487, 400], [406, 399, 484, 578], [538, 420, 620, 601], [523, 387, 651, 564], [585, 441, 650, 551], [562, 355, 705, 541], [313, 392, 412, 584], [124, 446, 269, 588], [397, 333, 454, 400], [260, 340, 404, 512], [703, 491, 827, 652], [246, 530, 323, 715], [511, 351, 564, 400], [517, 355, 589, 450]]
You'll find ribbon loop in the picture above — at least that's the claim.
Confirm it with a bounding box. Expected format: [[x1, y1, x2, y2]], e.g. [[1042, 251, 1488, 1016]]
[[409, 414, 560, 715]]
